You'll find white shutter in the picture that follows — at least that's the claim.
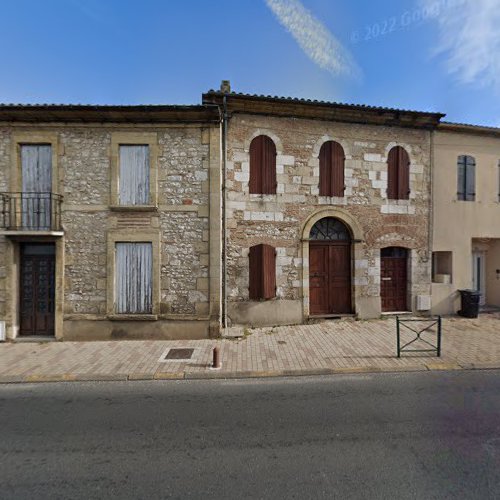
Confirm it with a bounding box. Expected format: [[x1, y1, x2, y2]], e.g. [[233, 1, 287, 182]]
[[21, 145, 52, 229], [115, 242, 153, 314], [119, 145, 150, 205]]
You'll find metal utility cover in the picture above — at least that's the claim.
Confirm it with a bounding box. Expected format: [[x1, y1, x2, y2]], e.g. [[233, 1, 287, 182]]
[[164, 348, 194, 360]]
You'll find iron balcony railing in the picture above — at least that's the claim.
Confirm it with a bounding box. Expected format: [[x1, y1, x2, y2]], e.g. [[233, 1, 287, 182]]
[[0, 192, 63, 231]]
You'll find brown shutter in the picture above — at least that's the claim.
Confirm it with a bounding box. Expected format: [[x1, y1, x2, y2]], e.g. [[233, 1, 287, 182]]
[[262, 244, 276, 299], [249, 136, 276, 195], [249, 244, 262, 300], [397, 147, 410, 200], [319, 142, 332, 196], [387, 147, 398, 199], [249, 243, 276, 300], [249, 136, 262, 194], [262, 136, 277, 194], [331, 141, 345, 197]]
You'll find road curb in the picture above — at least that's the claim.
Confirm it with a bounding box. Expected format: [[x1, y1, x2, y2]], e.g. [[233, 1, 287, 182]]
[[0, 363, 499, 384]]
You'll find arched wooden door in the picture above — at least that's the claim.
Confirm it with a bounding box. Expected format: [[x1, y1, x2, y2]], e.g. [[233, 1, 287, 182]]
[[381, 247, 408, 312], [309, 218, 352, 315]]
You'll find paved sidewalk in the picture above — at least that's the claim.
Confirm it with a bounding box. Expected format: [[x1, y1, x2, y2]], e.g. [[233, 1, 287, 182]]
[[1, 314, 500, 383]]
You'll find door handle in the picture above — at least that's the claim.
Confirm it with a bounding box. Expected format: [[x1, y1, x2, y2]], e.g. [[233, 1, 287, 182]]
[[381, 277, 391, 281]]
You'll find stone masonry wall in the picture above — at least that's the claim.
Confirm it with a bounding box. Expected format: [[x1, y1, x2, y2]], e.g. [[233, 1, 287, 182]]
[[0, 128, 9, 319], [225, 114, 432, 322], [0, 125, 212, 338]]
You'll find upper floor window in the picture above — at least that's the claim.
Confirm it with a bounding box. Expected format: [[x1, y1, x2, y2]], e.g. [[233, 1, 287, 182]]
[[119, 145, 150, 205], [21, 144, 53, 230], [497, 159, 500, 202], [457, 155, 475, 201], [319, 141, 345, 197], [387, 146, 410, 200], [249, 135, 276, 194]]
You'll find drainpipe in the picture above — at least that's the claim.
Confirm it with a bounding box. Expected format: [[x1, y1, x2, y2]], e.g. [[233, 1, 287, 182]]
[[429, 129, 435, 308], [221, 92, 228, 329]]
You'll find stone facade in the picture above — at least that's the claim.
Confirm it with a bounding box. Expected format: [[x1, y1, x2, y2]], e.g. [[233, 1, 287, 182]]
[[222, 112, 433, 326], [0, 107, 221, 340], [8, 86, 497, 339]]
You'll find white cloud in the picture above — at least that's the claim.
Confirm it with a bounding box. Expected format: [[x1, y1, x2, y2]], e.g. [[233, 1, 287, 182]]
[[265, 0, 361, 80], [423, 0, 500, 90]]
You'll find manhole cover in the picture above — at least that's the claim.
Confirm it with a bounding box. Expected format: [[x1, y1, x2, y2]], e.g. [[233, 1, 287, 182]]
[[164, 348, 194, 360]]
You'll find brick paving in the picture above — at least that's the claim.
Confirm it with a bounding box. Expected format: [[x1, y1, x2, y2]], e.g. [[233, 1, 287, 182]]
[[1, 314, 499, 383]]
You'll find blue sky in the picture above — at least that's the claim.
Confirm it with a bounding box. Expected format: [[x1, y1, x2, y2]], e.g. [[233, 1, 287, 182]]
[[1, 0, 499, 126]]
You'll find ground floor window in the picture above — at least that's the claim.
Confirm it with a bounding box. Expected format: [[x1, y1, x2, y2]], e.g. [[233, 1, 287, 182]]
[[115, 242, 153, 314]]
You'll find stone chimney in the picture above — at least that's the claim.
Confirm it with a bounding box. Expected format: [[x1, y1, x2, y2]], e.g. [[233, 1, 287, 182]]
[[220, 80, 231, 94]]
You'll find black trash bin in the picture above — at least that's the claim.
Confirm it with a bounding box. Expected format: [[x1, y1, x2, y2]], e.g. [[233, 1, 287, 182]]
[[458, 289, 481, 318]]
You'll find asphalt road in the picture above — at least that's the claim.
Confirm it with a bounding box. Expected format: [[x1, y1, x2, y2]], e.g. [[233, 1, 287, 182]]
[[1, 370, 500, 499]]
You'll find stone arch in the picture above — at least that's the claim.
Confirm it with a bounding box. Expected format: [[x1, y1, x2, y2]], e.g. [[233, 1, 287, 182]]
[[311, 135, 351, 159], [301, 208, 364, 319], [302, 207, 363, 242], [243, 129, 283, 155], [382, 141, 414, 163]]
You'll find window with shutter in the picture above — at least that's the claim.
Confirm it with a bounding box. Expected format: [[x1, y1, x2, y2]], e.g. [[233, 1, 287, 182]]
[[249, 135, 277, 194], [115, 242, 153, 313], [387, 146, 410, 200], [119, 145, 150, 205], [498, 160, 500, 202], [319, 141, 345, 197], [249, 243, 276, 300], [457, 155, 475, 201]]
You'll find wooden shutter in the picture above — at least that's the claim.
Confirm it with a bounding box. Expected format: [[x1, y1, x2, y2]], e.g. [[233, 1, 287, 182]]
[[465, 156, 475, 201], [249, 137, 262, 194], [387, 146, 409, 200], [249, 243, 276, 300], [331, 142, 345, 197], [262, 244, 276, 299], [249, 136, 276, 194], [319, 142, 332, 196], [119, 145, 150, 205], [319, 141, 345, 197], [115, 242, 153, 314], [397, 147, 410, 200], [387, 147, 398, 199], [457, 155, 466, 200]]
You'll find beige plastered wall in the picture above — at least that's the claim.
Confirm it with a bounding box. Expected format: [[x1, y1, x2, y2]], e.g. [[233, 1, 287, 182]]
[[431, 130, 500, 314]]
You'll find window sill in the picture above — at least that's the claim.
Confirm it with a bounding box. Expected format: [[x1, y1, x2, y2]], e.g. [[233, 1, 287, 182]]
[[107, 314, 158, 321], [109, 205, 158, 212]]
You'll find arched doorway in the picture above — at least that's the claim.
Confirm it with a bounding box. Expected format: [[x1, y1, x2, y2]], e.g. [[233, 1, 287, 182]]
[[309, 218, 352, 315], [381, 247, 409, 312]]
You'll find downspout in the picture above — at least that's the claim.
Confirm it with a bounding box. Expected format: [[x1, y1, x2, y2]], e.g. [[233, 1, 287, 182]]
[[221, 93, 228, 329], [429, 129, 435, 312]]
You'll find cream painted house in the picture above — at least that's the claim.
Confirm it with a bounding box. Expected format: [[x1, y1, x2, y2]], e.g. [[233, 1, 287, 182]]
[[431, 124, 500, 315]]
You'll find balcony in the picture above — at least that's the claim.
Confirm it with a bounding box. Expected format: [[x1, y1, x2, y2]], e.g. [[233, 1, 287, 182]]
[[0, 192, 63, 233]]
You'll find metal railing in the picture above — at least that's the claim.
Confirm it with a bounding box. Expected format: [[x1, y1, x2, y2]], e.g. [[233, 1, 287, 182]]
[[0, 192, 63, 231], [396, 316, 442, 358]]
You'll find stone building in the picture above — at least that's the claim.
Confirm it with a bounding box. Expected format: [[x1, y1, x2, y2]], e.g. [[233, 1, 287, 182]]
[[431, 123, 500, 315], [203, 89, 443, 327], [0, 104, 221, 340], [4, 82, 498, 341]]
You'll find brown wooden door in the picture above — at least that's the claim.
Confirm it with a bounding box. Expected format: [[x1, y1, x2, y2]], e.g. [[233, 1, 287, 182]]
[[310, 243, 351, 315], [381, 248, 408, 312], [20, 244, 55, 336]]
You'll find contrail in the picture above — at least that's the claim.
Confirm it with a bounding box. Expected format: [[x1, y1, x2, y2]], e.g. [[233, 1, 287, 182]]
[[265, 0, 361, 80], [422, 0, 500, 90]]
